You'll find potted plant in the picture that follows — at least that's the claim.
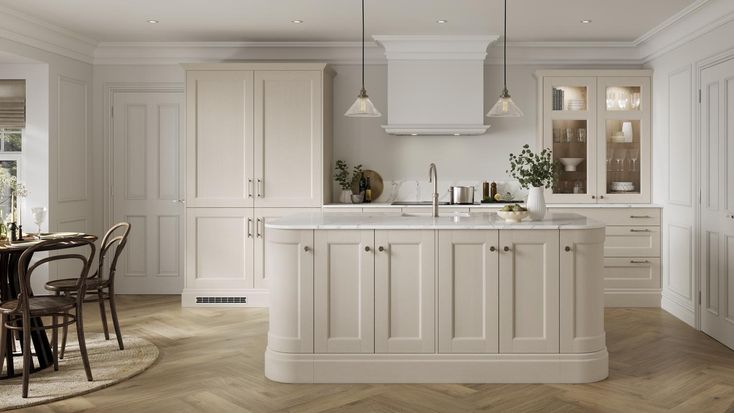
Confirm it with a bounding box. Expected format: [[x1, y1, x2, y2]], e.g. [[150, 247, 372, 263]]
[[334, 160, 363, 204], [0, 173, 28, 240], [507, 144, 556, 220]]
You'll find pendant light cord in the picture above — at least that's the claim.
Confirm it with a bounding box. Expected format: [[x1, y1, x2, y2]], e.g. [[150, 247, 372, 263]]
[[503, 0, 507, 92], [361, 0, 365, 91]]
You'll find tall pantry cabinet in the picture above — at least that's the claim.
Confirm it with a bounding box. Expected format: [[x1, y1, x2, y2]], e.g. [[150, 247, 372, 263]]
[[182, 63, 334, 306]]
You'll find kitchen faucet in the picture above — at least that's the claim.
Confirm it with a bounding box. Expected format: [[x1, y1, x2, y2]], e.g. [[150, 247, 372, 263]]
[[429, 163, 438, 217]]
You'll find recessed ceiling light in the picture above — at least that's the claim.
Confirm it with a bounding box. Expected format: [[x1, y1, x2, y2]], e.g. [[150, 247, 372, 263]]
[[436, 19, 448, 24], [290, 19, 304, 24], [146, 19, 159, 24], [580, 19, 592, 24]]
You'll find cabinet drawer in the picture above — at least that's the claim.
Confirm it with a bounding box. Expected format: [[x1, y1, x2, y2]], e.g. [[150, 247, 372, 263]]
[[604, 226, 660, 257], [553, 208, 660, 226], [603, 257, 661, 290]]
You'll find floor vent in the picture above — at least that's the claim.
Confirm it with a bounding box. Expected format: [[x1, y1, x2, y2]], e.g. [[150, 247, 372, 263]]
[[196, 296, 247, 304]]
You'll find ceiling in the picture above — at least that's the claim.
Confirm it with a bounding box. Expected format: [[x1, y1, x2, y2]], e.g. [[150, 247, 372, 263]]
[[0, 0, 697, 43]]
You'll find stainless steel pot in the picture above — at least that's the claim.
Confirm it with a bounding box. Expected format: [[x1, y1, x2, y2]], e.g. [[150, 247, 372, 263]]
[[449, 186, 475, 205]]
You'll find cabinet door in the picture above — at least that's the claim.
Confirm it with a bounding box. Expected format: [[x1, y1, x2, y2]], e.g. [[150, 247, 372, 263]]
[[542, 76, 597, 203], [438, 230, 499, 353], [375, 230, 435, 353], [254, 70, 323, 207], [499, 230, 559, 353], [254, 207, 320, 289], [597, 76, 651, 203], [267, 228, 314, 353], [560, 229, 606, 353], [186, 70, 255, 207], [314, 230, 374, 353], [185, 208, 255, 291]]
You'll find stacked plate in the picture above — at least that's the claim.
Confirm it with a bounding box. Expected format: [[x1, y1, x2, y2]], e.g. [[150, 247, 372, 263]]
[[610, 181, 634, 192], [567, 99, 585, 111]]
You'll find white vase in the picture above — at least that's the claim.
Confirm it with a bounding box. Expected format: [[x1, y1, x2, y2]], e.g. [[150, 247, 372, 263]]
[[622, 121, 633, 142], [526, 186, 547, 221], [339, 189, 353, 204]]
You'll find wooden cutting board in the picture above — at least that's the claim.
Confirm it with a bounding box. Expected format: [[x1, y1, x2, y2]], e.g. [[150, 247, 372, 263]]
[[351, 169, 384, 200]]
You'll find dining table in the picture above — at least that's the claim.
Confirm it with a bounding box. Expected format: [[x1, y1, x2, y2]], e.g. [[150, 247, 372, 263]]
[[0, 232, 97, 379]]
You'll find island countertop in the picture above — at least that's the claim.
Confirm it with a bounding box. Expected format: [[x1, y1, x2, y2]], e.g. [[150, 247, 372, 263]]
[[266, 211, 605, 230]]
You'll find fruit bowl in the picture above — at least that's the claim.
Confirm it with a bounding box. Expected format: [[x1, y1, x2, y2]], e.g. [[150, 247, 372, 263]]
[[497, 210, 530, 223], [560, 157, 584, 172]]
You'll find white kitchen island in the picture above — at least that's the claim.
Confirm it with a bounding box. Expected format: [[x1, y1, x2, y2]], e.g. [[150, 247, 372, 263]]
[[264, 212, 607, 383]]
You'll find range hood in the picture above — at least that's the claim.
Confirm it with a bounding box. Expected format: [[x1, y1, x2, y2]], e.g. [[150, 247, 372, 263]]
[[373, 35, 498, 136]]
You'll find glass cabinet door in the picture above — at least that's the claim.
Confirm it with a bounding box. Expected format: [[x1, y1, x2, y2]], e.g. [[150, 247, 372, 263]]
[[543, 77, 597, 203], [597, 77, 651, 203]]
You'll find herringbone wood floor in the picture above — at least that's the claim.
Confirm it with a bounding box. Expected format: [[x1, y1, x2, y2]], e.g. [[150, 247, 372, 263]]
[[12, 296, 734, 413]]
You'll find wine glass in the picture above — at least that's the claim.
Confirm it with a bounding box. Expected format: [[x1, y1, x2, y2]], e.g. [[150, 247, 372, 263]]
[[629, 149, 639, 172], [615, 150, 625, 172], [631, 92, 641, 110], [31, 207, 46, 239]]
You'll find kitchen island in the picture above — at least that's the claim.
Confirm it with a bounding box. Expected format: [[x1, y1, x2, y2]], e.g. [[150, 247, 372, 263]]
[[265, 212, 607, 383]]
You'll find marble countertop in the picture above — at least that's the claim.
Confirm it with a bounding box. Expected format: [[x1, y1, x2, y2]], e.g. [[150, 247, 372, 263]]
[[267, 212, 605, 230], [323, 203, 662, 209]]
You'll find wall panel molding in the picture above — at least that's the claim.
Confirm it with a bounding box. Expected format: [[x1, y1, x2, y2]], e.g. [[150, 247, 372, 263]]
[[667, 65, 693, 207], [56, 75, 89, 203]]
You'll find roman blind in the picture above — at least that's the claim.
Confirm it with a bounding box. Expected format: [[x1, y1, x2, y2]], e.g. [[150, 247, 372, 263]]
[[0, 80, 25, 128]]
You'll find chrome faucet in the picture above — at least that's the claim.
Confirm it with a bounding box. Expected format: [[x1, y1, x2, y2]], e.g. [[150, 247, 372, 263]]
[[429, 163, 438, 217]]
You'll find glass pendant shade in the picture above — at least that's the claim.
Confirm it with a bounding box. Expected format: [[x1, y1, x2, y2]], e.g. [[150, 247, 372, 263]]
[[487, 92, 523, 117], [345, 89, 382, 117]]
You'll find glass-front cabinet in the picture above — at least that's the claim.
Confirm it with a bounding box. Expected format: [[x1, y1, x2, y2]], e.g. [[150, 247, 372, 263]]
[[538, 71, 651, 204]]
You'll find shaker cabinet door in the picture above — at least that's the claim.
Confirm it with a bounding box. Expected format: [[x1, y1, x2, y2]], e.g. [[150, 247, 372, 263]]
[[499, 230, 560, 353], [375, 230, 435, 353]]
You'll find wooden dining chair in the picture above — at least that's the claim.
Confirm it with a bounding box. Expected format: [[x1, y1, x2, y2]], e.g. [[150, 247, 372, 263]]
[[45, 222, 130, 356], [0, 237, 96, 398]]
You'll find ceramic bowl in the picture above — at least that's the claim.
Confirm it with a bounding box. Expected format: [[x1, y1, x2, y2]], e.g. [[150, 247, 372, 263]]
[[560, 157, 584, 172], [496, 210, 529, 223]]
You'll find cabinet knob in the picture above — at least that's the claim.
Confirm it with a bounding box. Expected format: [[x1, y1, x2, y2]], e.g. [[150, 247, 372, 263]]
[[565, 246, 572, 252], [365, 246, 371, 252], [600, 195, 605, 199], [591, 195, 596, 199], [304, 246, 311, 252], [489, 246, 496, 252], [378, 246, 386, 252], [503, 246, 511, 252]]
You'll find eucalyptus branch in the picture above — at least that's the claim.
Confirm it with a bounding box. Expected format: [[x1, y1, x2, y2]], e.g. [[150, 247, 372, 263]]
[[507, 144, 557, 189]]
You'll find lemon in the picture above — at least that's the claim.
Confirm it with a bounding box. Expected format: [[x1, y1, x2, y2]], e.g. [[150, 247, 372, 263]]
[[493, 193, 503, 201]]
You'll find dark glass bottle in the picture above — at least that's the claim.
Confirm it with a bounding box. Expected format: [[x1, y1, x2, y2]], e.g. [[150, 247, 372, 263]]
[[358, 173, 367, 195], [364, 178, 372, 203]]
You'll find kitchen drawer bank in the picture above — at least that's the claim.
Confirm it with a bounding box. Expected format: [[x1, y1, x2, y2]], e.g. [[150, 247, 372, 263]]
[[265, 212, 607, 384]]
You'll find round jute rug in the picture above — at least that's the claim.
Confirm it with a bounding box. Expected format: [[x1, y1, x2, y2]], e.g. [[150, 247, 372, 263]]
[[0, 333, 159, 411]]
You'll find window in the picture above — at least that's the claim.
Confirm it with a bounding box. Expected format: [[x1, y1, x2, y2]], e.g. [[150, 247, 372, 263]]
[[0, 128, 21, 219]]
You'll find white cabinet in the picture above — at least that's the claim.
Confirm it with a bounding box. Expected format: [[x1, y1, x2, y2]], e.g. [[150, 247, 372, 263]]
[[375, 230, 435, 353], [438, 230, 499, 353], [499, 230, 560, 353], [314, 230, 374, 353], [537, 70, 652, 204]]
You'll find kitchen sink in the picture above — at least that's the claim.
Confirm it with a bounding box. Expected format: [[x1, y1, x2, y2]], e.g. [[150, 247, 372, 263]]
[[391, 201, 452, 206]]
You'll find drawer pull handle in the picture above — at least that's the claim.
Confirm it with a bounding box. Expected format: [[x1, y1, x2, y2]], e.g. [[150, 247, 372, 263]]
[[564, 246, 572, 252], [365, 246, 371, 252], [489, 246, 496, 252], [247, 218, 253, 238], [630, 260, 650, 264], [503, 246, 511, 252], [630, 229, 651, 233], [630, 215, 652, 219]]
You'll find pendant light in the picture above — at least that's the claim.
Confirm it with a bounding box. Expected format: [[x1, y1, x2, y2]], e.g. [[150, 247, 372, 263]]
[[345, 0, 381, 117], [487, 0, 523, 118]]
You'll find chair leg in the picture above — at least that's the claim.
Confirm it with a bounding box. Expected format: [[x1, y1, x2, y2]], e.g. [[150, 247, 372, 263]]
[[108, 287, 124, 350], [21, 313, 31, 398], [97, 289, 109, 340], [0, 315, 6, 375], [60, 314, 68, 359], [51, 315, 59, 371], [75, 306, 93, 381]]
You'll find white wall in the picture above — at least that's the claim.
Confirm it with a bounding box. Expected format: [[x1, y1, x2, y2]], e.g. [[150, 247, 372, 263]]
[[646, 18, 734, 327]]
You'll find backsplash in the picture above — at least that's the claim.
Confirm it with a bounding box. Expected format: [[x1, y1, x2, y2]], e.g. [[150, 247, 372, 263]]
[[366, 180, 529, 204]]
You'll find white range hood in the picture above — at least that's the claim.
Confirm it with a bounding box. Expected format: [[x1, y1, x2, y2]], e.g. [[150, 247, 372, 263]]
[[373, 35, 498, 136]]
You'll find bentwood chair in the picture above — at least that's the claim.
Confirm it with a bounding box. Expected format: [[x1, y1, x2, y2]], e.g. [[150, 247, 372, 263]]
[[45, 222, 130, 356], [0, 238, 96, 398]]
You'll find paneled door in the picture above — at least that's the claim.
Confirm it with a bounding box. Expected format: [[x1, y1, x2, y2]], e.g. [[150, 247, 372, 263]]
[[375, 230, 435, 353], [499, 230, 560, 353], [314, 230, 374, 353], [111, 91, 184, 294], [700, 57, 734, 349], [254, 71, 322, 207]]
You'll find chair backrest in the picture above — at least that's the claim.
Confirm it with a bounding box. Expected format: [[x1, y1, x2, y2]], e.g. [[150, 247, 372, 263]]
[[9, 237, 97, 315], [96, 222, 131, 283]]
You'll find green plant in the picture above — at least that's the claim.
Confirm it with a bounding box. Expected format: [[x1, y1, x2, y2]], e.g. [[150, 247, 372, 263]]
[[507, 144, 556, 189], [334, 161, 364, 191]]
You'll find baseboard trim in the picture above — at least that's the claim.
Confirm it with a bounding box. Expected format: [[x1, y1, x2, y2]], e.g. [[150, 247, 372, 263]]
[[604, 290, 661, 307], [264, 348, 609, 384], [661, 294, 696, 327], [181, 289, 269, 307]]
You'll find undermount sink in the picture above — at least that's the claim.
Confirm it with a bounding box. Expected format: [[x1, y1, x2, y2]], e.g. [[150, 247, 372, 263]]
[[401, 212, 471, 218], [391, 201, 451, 206]]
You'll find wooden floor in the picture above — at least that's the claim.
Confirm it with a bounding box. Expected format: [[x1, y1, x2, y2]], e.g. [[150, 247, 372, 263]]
[[14, 296, 734, 413]]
